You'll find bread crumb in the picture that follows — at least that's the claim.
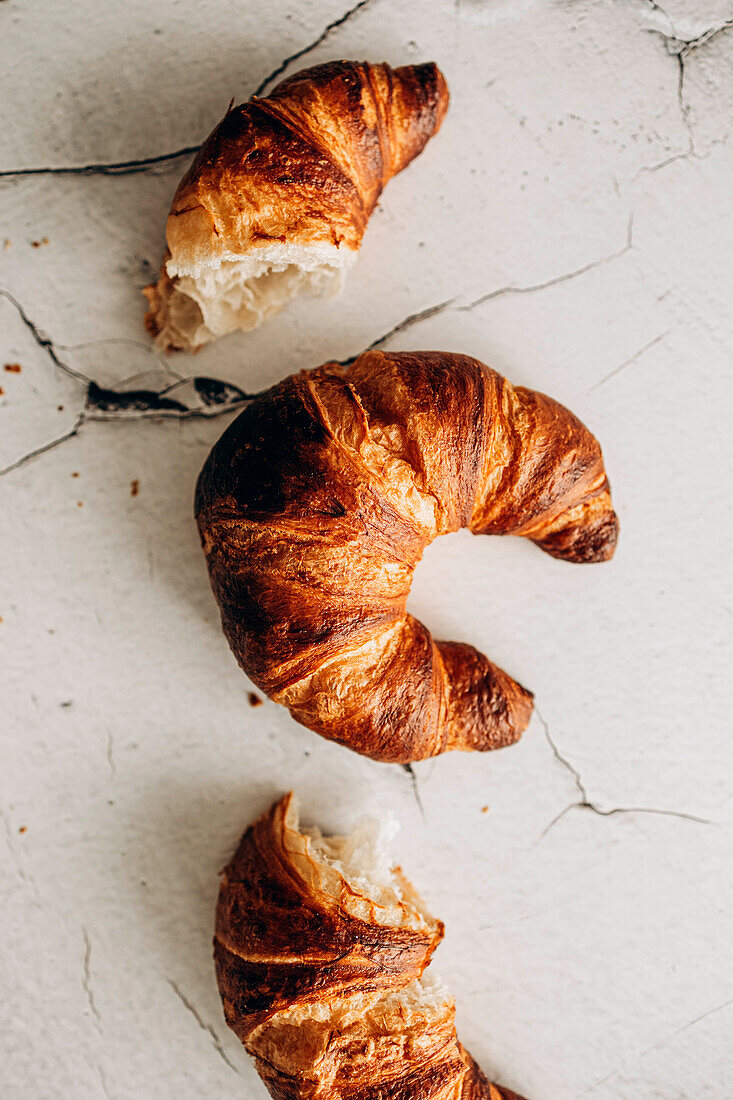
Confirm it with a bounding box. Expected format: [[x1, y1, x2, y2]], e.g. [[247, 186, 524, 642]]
[[481, 805, 489, 814], [18, 826, 27, 834], [71, 472, 79, 478], [77, 501, 83, 507], [3, 239, 10, 250], [0, 386, 4, 395], [4, 363, 21, 373], [57, 405, 64, 411], [31, 237, 49, 248], [248, 692, 263, 707], [130, 479, 140, 497]]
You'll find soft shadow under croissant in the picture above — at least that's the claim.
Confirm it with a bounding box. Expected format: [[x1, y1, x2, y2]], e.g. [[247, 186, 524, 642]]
[[195, 350, 618, 764], [144, 60, 449, 351], [215, 793, 528, 1100]]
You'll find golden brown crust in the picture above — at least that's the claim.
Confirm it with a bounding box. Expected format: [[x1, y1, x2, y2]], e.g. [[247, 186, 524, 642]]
[[215, 795, 441, 1040], [144, 61, 448, 348], [215, 795, 528, 1100], [196, 350, 618, 764]]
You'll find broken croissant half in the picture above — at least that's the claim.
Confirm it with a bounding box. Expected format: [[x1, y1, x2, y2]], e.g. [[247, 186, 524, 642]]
[[196, 350, 618, 764], [215, 793, 527, 1100], [143, 60, 449, 352]]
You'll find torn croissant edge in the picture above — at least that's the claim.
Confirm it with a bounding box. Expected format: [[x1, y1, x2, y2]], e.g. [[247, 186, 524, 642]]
[[143, 59, 449, 352], [215, 793, 527, 1100], [196, 350, 619, 764]]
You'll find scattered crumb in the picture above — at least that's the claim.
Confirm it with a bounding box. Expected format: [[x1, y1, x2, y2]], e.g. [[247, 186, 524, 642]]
[[0, 616, 3, 623], [31, 237, 49, 248], [77, 501, 83, 507], [60, 700, 72, 707], [481, 805, 489, 814], [3, 239, 10, 250], [71, 472, 79, 478], [48, 628, 55, 634], [0, 387, 3, 395], [18, 826, 27, 835], [130, 479, 140, 497], [248, 692, 263, 707], [57, 405, 64, 412], [4, 363, 21, 373]]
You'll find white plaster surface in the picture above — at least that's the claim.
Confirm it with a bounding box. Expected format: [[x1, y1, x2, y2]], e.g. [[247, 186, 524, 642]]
[[1, 1, 732, 1097]]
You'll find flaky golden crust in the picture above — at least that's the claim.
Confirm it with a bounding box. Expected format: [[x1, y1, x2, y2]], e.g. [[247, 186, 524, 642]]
[[144, 60, 448, 348], [215, 795, 527, 1100], [215, 795, 441, 1040], [196, 350, 618, 764]]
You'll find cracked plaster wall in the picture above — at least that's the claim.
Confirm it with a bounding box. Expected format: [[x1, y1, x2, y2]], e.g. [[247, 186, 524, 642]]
[[1, 1, 731, 1098]]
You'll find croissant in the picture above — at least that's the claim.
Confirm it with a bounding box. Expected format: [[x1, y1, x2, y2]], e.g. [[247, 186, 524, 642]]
[[215, 793, 527, 1100], [143, 60, 449, 352], [196, 350, 618, 764]]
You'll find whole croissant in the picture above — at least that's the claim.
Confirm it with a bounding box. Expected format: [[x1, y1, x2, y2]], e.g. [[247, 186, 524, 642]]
[[143, 60, 449, 352], [215, 793, 527, 1100], [196, 350, 618, 764]]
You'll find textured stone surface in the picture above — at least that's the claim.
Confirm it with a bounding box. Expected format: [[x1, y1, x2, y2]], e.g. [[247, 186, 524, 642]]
[[1, 1, 731, 1098]]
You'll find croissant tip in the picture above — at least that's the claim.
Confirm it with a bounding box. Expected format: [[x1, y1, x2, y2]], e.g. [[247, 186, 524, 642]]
[[535, 507, 619, 564]]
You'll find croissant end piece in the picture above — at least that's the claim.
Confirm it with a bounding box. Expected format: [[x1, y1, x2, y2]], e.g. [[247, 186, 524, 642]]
[[143, 60, 449, 352], [215, 793, 529, 1100], [196, 350, 618, 764]]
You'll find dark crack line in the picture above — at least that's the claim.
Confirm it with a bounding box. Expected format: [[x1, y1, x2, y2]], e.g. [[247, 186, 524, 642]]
[[86, 398, 256, 422], [167, 980, 241, 1076], [642, 1, 733, 53], [0, 412, 86, 477], [535, 708, 711, 840], [0, 0, 380, 179], [0, 288, 91, 385], [0, 216, 632, 478], [672, 51, 695, 156], [637, 147, 696, 175], [535, 706, 587, 801], [0, 397, 261, 477], [82, 928, 103, 1033], [0, 288, 268, 476], [55, 337, 181, 381], [460, 213, 634, 311], [659, 19, 733, 54], [366, 299, 455, 353], [588, 329, 671, 392], [403, 764, 426, 820], [0, 145, 199, 180], [338, 298, 456, 365], [341, 221, 633, 363], [542, 801, 712, 839], [253, 0, 379, 97], [643, 0, 674, 31], [644, 15, 733, 166]]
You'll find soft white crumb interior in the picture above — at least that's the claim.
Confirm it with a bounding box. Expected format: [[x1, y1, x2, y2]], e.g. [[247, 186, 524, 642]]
[[305, 814, 402, 905], [163, 244, 355, 347]]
